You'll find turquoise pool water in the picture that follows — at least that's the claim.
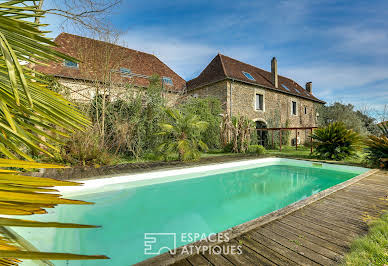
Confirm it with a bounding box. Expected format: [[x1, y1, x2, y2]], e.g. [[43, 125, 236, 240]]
[[11, 161, 368, 265]]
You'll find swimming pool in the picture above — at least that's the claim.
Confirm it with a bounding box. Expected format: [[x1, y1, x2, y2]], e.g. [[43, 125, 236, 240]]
[[9, 158, 369, 265]]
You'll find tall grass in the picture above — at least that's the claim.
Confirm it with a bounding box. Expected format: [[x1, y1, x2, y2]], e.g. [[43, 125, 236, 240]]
[[343, 212, 388, 265]]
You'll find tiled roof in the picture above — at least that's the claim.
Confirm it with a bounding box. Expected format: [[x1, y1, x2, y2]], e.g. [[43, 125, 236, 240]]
[[36, 33, 186, 92], [187, 54, 325, 103]]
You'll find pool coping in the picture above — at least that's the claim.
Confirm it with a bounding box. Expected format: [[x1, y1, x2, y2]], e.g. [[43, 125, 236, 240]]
[[134, 167, 379, 266]]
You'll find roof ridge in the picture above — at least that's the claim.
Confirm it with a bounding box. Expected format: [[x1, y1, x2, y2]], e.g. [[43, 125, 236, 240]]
[[220, 54, 303, 87], [218, 53, 228, 78]]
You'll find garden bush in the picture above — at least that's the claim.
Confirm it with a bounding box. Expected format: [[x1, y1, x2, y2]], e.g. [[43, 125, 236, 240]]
[[311, 122, 362, 160], [248, 145, 266, 155], [366, 122, 388, 168], [157, 108, 209, 161], [179, 97, 222, 149]]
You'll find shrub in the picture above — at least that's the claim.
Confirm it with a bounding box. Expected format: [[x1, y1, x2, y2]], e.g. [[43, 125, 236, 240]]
[[311, 122, 362, 160], [58, 125, 115, 166], [366, 122, 388, 168], [157, 108, 209, 161], [179, 97, 223, 149], [248, 145, 266, 155], [220, 114, 254, 153]]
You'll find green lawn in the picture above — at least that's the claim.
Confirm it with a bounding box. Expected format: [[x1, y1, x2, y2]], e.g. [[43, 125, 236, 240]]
[[108, 145, 368, 167], [343, 212, 388, 265]]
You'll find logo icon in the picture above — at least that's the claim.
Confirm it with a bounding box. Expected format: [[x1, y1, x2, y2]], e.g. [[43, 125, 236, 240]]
[[144, 233, 177, 255]]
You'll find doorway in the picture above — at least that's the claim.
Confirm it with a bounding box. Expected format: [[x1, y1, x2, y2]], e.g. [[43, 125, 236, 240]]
[[255, 121, 268, 147]]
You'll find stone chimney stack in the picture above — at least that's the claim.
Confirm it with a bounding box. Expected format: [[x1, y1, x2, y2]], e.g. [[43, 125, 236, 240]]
[[306, 82, 312, 93], [271, 57, 278, 88]]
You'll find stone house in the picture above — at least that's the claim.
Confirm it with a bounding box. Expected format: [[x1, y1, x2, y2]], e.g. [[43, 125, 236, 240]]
[[186, 54, 326, 145], [38, 33, 325, 146], [36, 33, 186, 105]]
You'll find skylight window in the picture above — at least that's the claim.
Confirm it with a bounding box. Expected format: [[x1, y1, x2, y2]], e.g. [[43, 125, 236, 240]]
[[294, 87, 305, 95], [242, 71, 255, 81], [119, 67, 131, 76], [281, 84, 291, 91], [163, 77, 173, 85], [64, 60, 78, 68]]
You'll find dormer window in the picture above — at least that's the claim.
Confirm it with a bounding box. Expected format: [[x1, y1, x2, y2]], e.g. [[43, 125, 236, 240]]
[[163, 77, 173, 85], [119, 67, 131, 76], [242, 71, 255, 81], [64, 60, 78, 68]]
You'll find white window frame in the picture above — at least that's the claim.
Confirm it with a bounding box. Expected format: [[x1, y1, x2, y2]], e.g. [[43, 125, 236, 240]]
[[254, 89, 265, 112]]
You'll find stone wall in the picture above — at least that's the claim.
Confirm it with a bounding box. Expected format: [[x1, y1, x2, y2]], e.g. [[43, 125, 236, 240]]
[[190, 80, 321, 144], [58, 77, 181, 106], [188, 80, 228, 109]]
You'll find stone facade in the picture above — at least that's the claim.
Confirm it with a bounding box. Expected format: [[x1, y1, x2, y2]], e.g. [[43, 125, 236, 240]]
[[57, 77, 181, 107], [190, 80, 321, 144]]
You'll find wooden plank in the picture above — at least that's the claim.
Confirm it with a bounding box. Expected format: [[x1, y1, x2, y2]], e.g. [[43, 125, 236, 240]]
[[230, 239, 276, 266], [201, 253, 234, 266], [248, 230, 321, 265], [323, 196, 386, 214], [263, 222, 341, 263], [271, 220, 348, 254], [186, 254, 212, 266], [173, 259, 193, 266], [240, 235, 299, 266], [329, 191, 387, 207], [283, 215, 354, 243], [277, 218, 351, 248], [297, 208, 367, 233], [315, 197, 384, 216], [294, 210, 363, 235], [222, 239, 273, 266], [257, 226, 335, 265]]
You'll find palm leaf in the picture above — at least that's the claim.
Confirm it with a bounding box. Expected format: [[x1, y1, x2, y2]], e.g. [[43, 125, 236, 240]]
[[0, 1, 108, 263]]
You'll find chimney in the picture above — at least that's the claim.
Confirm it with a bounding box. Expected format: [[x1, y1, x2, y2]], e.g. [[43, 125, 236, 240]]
[[306, 82, 312, 93], [271, 57, 278, 88]]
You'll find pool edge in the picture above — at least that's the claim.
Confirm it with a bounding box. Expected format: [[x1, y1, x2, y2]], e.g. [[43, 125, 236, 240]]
[[134, 168, 379, 266]]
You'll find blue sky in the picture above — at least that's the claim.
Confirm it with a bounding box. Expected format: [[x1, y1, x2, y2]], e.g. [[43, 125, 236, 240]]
[[43, 0, 388, 115]]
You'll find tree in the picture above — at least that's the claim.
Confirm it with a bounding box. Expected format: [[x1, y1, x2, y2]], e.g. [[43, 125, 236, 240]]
[[0, 1, 107, 262], [35, 0, 121, 34], [317, 102, 378, 135], [157, 108, 209, 161]]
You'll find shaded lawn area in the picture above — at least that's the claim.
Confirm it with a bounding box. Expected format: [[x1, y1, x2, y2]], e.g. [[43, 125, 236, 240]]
[[343, 212, 388, 265], [110, 146, 368, 168]]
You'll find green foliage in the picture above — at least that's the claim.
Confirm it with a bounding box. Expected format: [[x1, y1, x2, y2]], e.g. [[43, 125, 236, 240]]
[[58, 125, 115, 166], [366, 122, 388, 168], [179, 97, 222, 149], [248, 145, 265, 155], [317, 102, 379, 135], [343, 212, 388, 266], [378, 121, 388, 137], [311, 122, 362, 160], [157, 108, 209, 161], [0, 1, 105, 262], [87, 74, 165, 160], [220, 114, 254, 153]]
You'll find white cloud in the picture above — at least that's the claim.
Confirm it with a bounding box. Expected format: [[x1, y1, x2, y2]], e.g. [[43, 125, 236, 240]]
[[329, 26, 388, 55]]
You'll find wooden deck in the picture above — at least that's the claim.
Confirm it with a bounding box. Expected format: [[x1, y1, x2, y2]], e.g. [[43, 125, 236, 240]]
[[169, 170, 388, 266]]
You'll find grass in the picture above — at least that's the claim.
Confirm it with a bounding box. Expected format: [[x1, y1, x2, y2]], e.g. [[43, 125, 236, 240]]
[[343, 212, 388, 265]]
